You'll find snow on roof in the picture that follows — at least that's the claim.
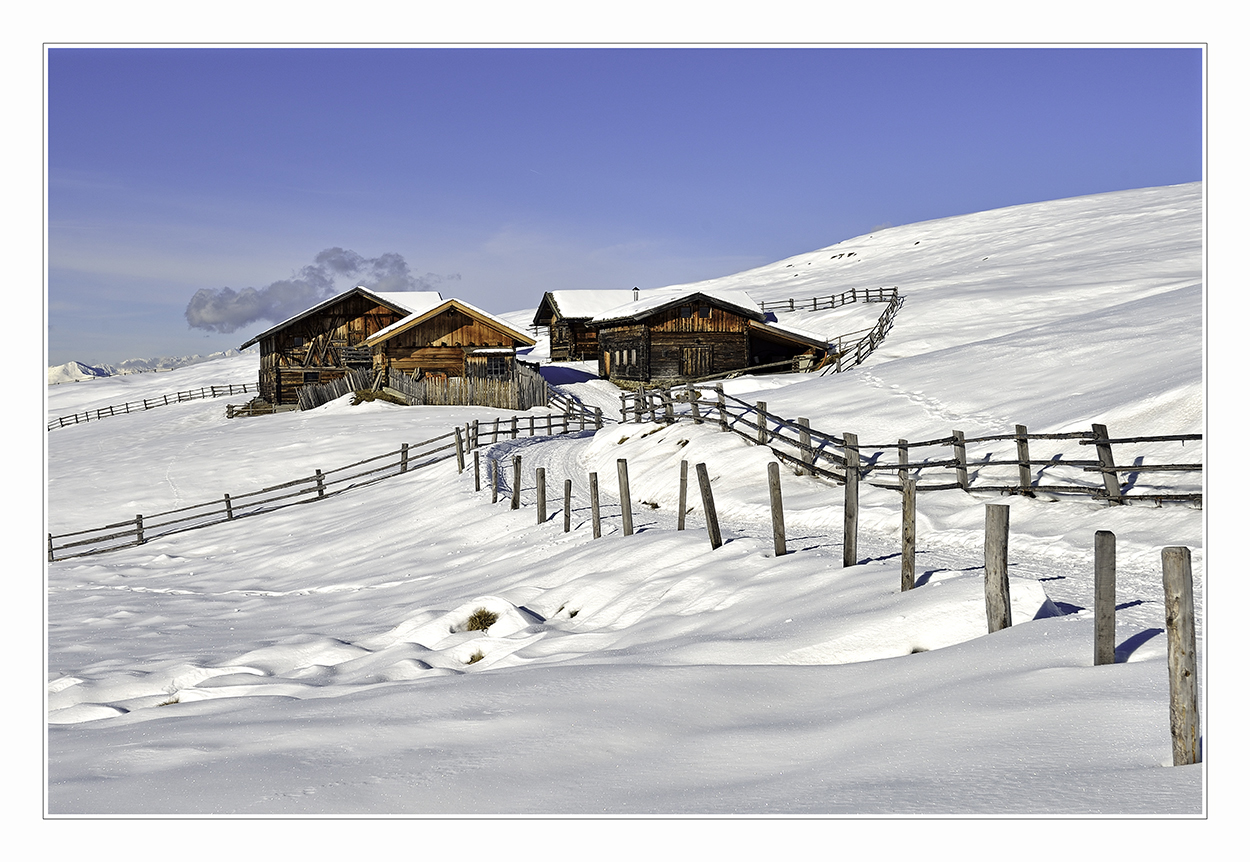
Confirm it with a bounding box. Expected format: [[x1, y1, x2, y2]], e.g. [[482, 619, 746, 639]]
[[589, 287, 763, 324], [366, 297, 537, 346], [239, 287, 445, 348], [541, 290, 641, 320]]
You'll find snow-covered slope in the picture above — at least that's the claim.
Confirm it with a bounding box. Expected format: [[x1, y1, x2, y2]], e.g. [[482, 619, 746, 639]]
[[45, 184, 1205, 817]]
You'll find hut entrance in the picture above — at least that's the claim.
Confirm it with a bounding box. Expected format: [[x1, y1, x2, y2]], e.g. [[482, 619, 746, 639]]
[[681, 345, 713, 378]]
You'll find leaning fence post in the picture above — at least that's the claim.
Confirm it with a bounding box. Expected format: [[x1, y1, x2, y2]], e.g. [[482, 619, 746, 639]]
[[695, 462, 722, 550], [1092, 423, 1122, 505], [901, 479, 916, 591], [536, 468, 547, 523], [490, 458, 498, 504], [48, 534, 55, 563], [843, 432, 860, 567], [1162, 546, 1200, 766], [594, 407, 603, 429], [952, 430, 970, 491], [716, 384, 728, 430], [474, 450, 481, 492], [677, 460, 689, 531], [589, 472, 602, 538], [455, 428, 465, 473], [563, 479, 572, 532], [135, 514, 145, 545], [1094, 530, 1116, 665], [984, 504, 1012, 632], [768, 461, 787, 557], [511, 456, 522, 510], [1015, 424, 1034, 496], [756, 402, 768, 445], [224, 494, 234, 521], [617, 459, 634, 536]]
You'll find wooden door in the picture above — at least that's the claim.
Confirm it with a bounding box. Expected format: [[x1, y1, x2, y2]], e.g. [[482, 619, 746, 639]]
[[681, 346, 712, 378]]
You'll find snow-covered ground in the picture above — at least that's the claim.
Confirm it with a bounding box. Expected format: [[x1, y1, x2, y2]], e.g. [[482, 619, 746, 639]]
[[45, 183, 1205, 820]]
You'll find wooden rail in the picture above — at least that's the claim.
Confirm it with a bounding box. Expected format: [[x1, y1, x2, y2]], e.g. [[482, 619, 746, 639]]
[[48, 383, 257, 430], [616, 384, 1202, 506], [47, 409, 603, 562]]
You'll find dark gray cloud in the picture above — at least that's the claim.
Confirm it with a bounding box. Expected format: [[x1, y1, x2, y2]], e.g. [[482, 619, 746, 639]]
[[185, 248, 460, 334]]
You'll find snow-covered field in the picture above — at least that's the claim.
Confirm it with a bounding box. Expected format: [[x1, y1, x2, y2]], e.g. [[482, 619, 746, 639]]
[[45, 183, 1205, 821]]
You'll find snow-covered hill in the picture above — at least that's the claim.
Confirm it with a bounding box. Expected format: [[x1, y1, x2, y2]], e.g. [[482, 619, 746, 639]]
[[47, 348, 255, 385], [45, 184, 1204, 817]]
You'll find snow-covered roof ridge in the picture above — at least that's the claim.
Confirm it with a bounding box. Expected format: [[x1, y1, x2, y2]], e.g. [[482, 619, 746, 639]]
[[590, 287, 763, 324], [366, 296, 537, 346], [239, 286, 445, 348]]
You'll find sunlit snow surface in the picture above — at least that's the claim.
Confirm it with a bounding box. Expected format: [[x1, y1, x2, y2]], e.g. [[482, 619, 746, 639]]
[[46, 184, 1203, 815]]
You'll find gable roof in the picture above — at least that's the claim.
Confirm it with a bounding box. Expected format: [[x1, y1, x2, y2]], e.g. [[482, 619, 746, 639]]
[[589, 288, 766, 326], [365, 298, 537, 348], [239, 286, 445, 349], [533, 290, 642, 326]]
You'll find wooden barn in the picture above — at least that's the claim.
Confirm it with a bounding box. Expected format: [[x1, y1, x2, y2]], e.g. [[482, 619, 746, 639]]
[[589, 289, 827, 384], [364, 298, 536, 380], [239, 287, 445, 405], [532, 290, 638, 361]]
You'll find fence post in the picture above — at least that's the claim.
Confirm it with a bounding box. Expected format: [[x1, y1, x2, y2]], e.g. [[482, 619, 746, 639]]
[[511, 417, 518, 439], [455, 428, 465, 473], [474, 450, 481, 492], [619, 392, 627, 423], [492, 418, 500, 443], [315, 470, 325, 499], [135, 514, 145, 545], [897, 438, 909, 487], [511, 456, 522, 510], [536, 468, 547, 523], [797, 418, 813, 475], [594, 407, 603, 429], [635, 392, 644, 424], [490, 459, 498, 504], [1162, 546, 1200, 766], [901, 479, 916, 591], [677, 460, 688, 531], [843, 432, 859, 567], [224, 494, 234, 521], [590, 472, 602, 538], [695, 462, 722, 550], [688, 383, 702, 424], [617, 459, 634, 536], [756, 402, 768, 445], [400, 442, 409, 474], [984, 504, 1012, 632], [472, 420, 480, 450], [952, 430, 970, 491], [716, 384, 728, 431], [768, 462, 787, 557], [1094, 530, 1116, 665], [1092, 423, 1123, 505], [563, 479, 572, 532], [48, 534, 55, 562], [1015, 424, 1034, 496]]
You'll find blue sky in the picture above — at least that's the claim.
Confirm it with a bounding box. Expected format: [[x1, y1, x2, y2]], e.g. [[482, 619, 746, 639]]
[[47, 46, 1203, 366]]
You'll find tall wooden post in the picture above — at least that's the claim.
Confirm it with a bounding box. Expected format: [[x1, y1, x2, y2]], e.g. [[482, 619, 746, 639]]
[[536, 468, 547, 523], [619, 392, 627, 424], [589, 472, 602, 538], [843, 432, 859, 567], [695, 462, 722, 550], [797, 418, 813, 475], [688, 383, 702, 423], [455, 428, 465, 473], [564, 479, 572, 533], [617, 459, 634, 536], [490, 459, 498, 504], [897, 438, 909, 487], [594, 407, 603, 429], [1015, 424, 1034, 496], [1092, 423, 1123, 504], [1162, 546, 1200, 765], [511, 456, 522, 510], [756, 402, 768, 445], [952, 430, 969, 491], [984, 504, 1012, 632], [677, 460, 689, 531], [1093, 530, 1117, 665], [901, 479, 916, 591], [135, 514, 145, 545], [473, 450, 481, 492], [716, 384, 728, 431], [768, 462, 787, 557]]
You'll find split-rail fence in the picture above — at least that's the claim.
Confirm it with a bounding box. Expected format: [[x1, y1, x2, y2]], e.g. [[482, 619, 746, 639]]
[[48, 383, 257, 431], [616, 383, 1202, 507]]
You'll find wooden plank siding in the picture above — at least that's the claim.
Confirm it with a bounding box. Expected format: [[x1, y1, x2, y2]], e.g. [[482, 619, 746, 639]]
[[367, 300, 536, 383]]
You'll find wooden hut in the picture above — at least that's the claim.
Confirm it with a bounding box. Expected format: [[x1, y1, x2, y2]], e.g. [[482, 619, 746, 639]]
[[239, 287, 445, 405], [532, 290, 639, 361], [589, 289, 827, 384], [364, 298, 536, 380]]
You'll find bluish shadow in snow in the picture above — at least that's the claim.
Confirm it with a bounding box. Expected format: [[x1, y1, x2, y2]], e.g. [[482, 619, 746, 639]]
[[540, 366, 598, 385], [1116, 627, 1164, 662]]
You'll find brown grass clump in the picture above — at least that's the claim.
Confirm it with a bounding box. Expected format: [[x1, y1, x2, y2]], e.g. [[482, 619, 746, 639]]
[[464, 607, 499, 632]]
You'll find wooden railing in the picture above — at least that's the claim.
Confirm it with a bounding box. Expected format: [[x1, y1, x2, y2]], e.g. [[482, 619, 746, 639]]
[[616, 383, 1202, 506], [48, 383, 257, 430]]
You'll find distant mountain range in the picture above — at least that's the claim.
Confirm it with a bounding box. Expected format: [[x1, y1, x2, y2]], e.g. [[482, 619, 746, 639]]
[[47, 348, 255, 385]]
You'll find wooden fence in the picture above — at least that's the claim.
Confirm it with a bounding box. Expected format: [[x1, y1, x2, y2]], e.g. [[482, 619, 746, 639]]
[[759, 286, 899, 313], [616, 383, 1202, 506], [48, 383, 257, 430], [47, 409, 604, 562]]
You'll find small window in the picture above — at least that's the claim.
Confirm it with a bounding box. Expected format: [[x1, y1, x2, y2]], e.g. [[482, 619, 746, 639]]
[[681, 306, 694, 318], [293, 336, 304, 347], [630, 349, 637, 366], [303, 371, 319, 385], [698, 304, 712, 318]]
